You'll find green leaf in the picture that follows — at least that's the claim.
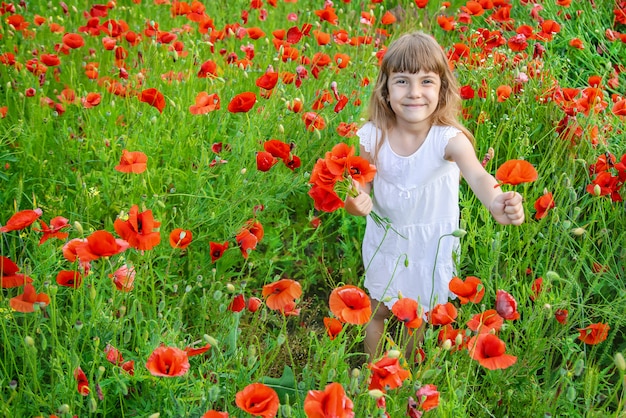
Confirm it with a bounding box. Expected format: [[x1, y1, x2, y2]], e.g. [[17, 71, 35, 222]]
[[259, 365, 306, 404]]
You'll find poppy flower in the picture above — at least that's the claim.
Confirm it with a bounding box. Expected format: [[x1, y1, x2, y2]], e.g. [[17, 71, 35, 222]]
[[82, 92, 101, 108], [247, 296, 262, 313], [210, 241, 228, 263], [262, 278, 302, 311], [75, 230, 130, 262], [308, 185, 344, 213], [110, 264, 136, 292], [74, 367, 90, 396], [139, 88, 166, 113], [115, 150, 148, 174], [427, 302, 457, 325], [323, 317, 343, 340], [62, 33, 85, 49], [303, 382, 354, 418], [578, 322, 610, 345], [449, 276, 484, 304], [1, 256, 33, 288], [534, 192, 555, 219], [184, 343, 212, 357], [466, 309, 504, 334], [1, 208, 43, 233], [554, 309, 568, 324], [236, 229, 258, 258], [10, 283, 50, 313], [391, 297, 423, 332], [437, 324, 467, 351], [189, 92, 220, 114], [415, 384, 440, 411], [329, 284, 371, 325], [235, 383, 280, 418], [468, 333, 517, 370], [495, 290, 520, 320], [56, 270, 83, 288], [496, 85, 512, 102], [169, 228, 192, 249], [256, 151, 278, 172], [202, 411, 229, 418], [145, 345, 190, 377], [228, 294, 246, 313], [302, 112, 326, 131], [113, 205, 161, 251], [227, 92, 257, 113], [495, 159, 538, 186], [368, 353, 410, 392], [34, 216, 69, 245], [105, 344, 124, 365]]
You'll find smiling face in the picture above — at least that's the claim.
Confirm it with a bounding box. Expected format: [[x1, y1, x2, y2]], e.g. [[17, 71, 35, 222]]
[[386, 70, 441, 129]]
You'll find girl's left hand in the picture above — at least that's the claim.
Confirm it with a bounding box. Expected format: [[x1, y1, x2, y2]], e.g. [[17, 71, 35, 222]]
[[489, 191, 525, 225]]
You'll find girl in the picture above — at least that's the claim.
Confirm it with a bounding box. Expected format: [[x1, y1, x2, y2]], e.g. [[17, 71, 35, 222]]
[[344, 32, 525, 360]]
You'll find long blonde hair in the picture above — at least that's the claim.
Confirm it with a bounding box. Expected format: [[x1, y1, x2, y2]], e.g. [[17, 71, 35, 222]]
[[367, 31, 474, 159]]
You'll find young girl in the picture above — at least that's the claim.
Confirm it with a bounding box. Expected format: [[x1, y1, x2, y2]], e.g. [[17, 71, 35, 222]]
[[344, 32, 525, 359]]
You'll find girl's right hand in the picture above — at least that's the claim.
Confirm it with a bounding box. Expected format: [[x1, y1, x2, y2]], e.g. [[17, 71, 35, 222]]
[[344, 190, 373, 216]]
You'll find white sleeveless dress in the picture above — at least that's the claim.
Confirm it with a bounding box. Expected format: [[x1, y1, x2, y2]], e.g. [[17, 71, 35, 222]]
[[357, 122, 461, 313]]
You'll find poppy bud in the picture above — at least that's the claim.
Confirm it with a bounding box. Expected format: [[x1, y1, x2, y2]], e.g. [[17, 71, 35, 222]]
[[442, 339, 452, 351], [57, 404, 70, 414], [226, 283, 235, 292], [9, 380, 17, 390], [614, 352, 626, 371], [545, 271, 560, 281], [89, 397, 97, 412], [24, 336, 35, 347], [351, 368, 360, 379], [573, 358, 585, 376], [593, 184, 601, 196], [452, 228, 467, 238], [247, 296, 262, 312], [387, 349, 401, 359], [368, 389, 385, 399], [204, 334, 218, 347], [74, 221, 84, 235], [571, 227, 586, 236], [148, 414, 160, 418], [455, 333, 464, 347]]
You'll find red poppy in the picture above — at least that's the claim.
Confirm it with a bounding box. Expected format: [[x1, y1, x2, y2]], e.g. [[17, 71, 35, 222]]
[[236, 229, 258, 258], [496, 85, 512, 102], [235, 383, 280, 418], [82, 92, 101, 108], [115, 150, 148, 174], [336, 122, 358, 138], [448, 276, 484, 304], [302, 112, 326, 131], [247, 296, 262, 313], [530, 277, 543, 301], [75, 230, 130, 262], [256, 71, 279, 91], [554, 309, 568, 325], [256, 151, 278, 172], [110, 264, 135, 292], [34, 216, 69, 245], [466, 309, 504, 334], [210, 241, 228, 262], [391, 297, 423, 332], [139, 88, 166, 113], [578, 322, 610, 345], [56, 270, 83, 288], [145, 345, 190, 377], [415, 384, 440, 411], [468, 333, 517, 370], [263, 139, 291, 160], [1, 208, 43, 233], [612, 98, 626, 117], [314, 5, 339, 25], [495, 159, 538, 186], [74, 367, 90, 396], [184, 343, 212, 357], [228, 294, 246, 312], [427, 302, 457, 325], [303, 382, 354, 418], [202, 411, 229, 418], [105, 344, 124, 365], [10, 283, 50, 313], [62, 33, 85, 49], [113, 205, 161, 251], [329, 285, 371, 325], [495, 290, 520, 320], [227, 92, 257, 113], [323, 317, 343, 340], [308, 185, 344, 212], [262, 278, 302, 311], [437, 324, 467, 351], [169, 228, 192, 249], [368, 353, 410, 392], [534, 191, 555, 219], [1, 256, 33, 288], [189, 92, 220, 114]]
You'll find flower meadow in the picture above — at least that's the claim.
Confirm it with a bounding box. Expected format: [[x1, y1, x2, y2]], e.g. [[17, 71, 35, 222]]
[[1, 0, 626, 416]]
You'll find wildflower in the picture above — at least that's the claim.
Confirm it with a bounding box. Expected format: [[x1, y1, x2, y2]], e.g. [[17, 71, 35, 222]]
[[169, 228, 192, 249], [554, 309, 568, 325], [34, 216, 70, 244], [10, 283, 50, 313], [235, 383, 279, 418], [368, 353, 410, 392], [495, 290, 520, 320], [427, 302, 457, 325], [466, 310, 504, 334], [56, 270, 83, 288], [323, 317, 343, 340], [145, 345, 190, 377], [495, 159, 538, 186], [329, 285, 371, 325], [75, 230, 129, 262], [201, 411, 228, 418], [468, 333, 517, 370], [210, 241, 229, 262], [1, 256, 33, 288], [578, 323, 610, 345], [228, 294, 246, 312], [227, 92, 257, 113], [262, 278, 302, 311], [534, 192, 555, 219], [303, 382, 354, 418], [110, 264, 136, 292], [189, 92, 220, 114], [115, 150, 148, 174], [391, 297, 423, 333], [415, 384, 440, 411], [113, 205, 161, 251], [139, 88, 166, 113], [448, 276, 484, 304], [1, 208, 43, 233], [74, 367, 90, 396]]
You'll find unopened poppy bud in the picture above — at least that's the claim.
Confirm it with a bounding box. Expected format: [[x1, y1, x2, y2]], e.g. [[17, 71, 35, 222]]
[[148, 413, 160, 418], [573, 358, 585, 376], [614, 352, 626, 371], [566, 386, 576, 402], [278, 124, 284, 134], [351, 368, 360, 379], [57, 404, 70, 414], [89, 397, 97, 412], [240, 168, 247, 175], [545, 271, 560, 281], [455, 333, 463, 347], [204, 334, 218, 347], [225, 283, 235, 293], [382, 295, 392, 303], [9, 380, 17, 390], [571, 227, 586, 236], [452, 228, 467, 238], [24, 336, 35, 347], [387, 349, 401, 359], [75, 320, 83, 330], [74, 221, 84, 235], [442, 339, 452, 351], [89, 285, 97, 300], [544, 303, 552, 310], [368, 389, 385, 399], [593, 184, 601, 196]]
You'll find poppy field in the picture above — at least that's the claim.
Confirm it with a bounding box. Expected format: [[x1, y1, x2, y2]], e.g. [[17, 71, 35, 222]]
[[1, 0, 626, 416]]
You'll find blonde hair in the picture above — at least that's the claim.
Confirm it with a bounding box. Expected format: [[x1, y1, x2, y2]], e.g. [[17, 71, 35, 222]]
[[367, 31, 474, 159]]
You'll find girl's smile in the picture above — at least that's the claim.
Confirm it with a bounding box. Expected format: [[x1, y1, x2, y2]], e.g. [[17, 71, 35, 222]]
[[387, 70, 441, 128]]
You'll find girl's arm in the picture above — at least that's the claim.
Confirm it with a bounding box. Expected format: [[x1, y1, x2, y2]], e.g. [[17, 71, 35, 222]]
[[445, 133, 525, 226], [344, 145, 373, 216]]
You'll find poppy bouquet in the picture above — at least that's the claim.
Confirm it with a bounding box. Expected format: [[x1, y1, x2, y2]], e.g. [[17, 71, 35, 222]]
[[308, 143, 403, 236]]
